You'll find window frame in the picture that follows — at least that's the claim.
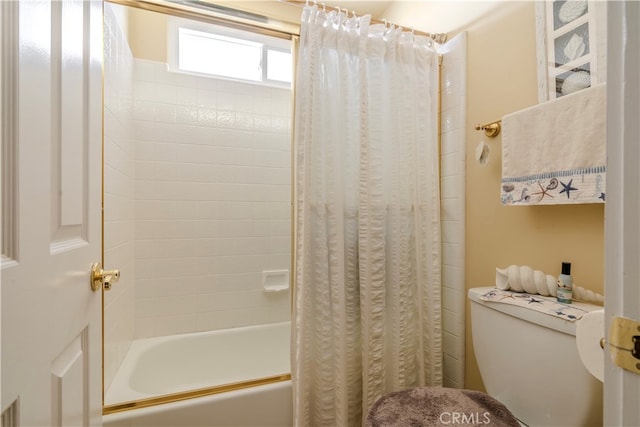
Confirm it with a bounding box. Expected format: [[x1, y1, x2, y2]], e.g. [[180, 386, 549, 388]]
[[167, 17, 292, 88]]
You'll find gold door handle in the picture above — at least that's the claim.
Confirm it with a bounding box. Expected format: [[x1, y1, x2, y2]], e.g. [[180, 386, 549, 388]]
[[90, 262, 121, 291]]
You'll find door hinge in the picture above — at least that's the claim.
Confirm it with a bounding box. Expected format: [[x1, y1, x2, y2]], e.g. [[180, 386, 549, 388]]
[[609, 316, 640, 375]]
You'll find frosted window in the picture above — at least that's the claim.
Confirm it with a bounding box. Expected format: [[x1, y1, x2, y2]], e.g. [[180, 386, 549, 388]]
[[178, 28, 262, 81], [266, 49, 292, 83], [173, 23, 292, 86]]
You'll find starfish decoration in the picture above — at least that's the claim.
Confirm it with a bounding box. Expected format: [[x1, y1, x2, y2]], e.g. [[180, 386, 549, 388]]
[[527, 297, 543, 304], [559, 179, 578, 199], [532, 181, 554, 202]]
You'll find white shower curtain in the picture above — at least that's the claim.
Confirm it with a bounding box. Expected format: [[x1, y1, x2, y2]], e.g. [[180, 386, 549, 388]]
[[292, 5, 442, 427]]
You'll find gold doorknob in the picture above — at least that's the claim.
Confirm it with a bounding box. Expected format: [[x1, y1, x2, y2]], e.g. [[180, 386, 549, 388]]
[[90, 262, 121, 291]]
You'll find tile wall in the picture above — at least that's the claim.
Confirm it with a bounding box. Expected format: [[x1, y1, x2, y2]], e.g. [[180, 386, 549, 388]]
[[103, 3, 136, 390], [439, 33, 467, 389], [131, 60, 292, 338], [104, 6, 293, 388]]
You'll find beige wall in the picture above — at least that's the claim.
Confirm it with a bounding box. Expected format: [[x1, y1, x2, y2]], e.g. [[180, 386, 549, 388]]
[[127, 6, 168, 62], [385, 1, 605, 392], [464, 0, 604, 391]]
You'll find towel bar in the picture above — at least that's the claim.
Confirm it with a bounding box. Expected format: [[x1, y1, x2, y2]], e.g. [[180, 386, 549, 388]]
[[475, 120, 502, 138]]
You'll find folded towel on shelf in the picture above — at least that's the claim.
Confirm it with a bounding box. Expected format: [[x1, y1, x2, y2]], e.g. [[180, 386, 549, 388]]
[[501, 83, 606, 205], [479, 289, 590, 322]]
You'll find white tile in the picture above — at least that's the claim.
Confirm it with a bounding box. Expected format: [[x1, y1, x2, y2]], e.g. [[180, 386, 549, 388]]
[[154, 84, 178, 104], [235, 112, 254, 130], [104, 31, 136, 380], [442, 265, 464, 289], [272, 116, 291, 134], [234, 93, 253, 113], [441, 152, 460, 178], [216, 110, 236, 128], [195, 311, 224, 331], [176, 106, 200, 126], [196, 75, 218, 91], [134, 317, 157, 338], [442, 308, 462, 337], [216, 91, 236, 111], [196, 89, 217, 108], [443, 331, 461, 358], [175, 87, 198, 106], [443, 242, 464, 266], [154, 103, 177, 123], [253, 95, 273, 116], [154, 314, 198, 336], [442, 219, 464, 245], [254, 115, 272, 133], [441, 107, 461, 133], [440, 175, 463, 198], [440, 197, 463, 222], [440, 129, 461, 156], [198, 107, 218, 127], [157, 68, 200, 88], [135, 81, 156, 101], [120, 59, 302, 340], [134, 59, 157, 82], [442, 286, 463, 314], [134, 100, 154, 121], [443, 353, 464, 385]]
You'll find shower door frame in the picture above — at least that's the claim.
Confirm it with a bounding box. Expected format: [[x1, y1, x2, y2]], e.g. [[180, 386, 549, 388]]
[[102, 0, 299, 415]]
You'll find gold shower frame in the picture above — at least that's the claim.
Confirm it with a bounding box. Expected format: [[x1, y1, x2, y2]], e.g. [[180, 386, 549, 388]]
[[101, 0, 298, 415], [101, 0, 446, 416]]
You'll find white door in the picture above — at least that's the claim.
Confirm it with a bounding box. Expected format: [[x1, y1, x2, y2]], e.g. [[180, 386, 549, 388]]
[[605, 1, 640, 426], [1, 0, 103, 425]]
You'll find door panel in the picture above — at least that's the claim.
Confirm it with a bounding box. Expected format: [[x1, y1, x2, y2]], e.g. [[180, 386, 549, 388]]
[[1, 1, 103, 425], [51, 328, 89, 427], [52, 0, 88, 242], [604, 2, 640, 425], [0, 0, 17, 265]]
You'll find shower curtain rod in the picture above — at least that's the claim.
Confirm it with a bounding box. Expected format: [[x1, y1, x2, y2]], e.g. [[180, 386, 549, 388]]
[[279, 0, 447, 44]]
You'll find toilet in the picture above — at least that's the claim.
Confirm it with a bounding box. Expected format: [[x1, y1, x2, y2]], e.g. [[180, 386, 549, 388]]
[[468, 287, 603, 426]]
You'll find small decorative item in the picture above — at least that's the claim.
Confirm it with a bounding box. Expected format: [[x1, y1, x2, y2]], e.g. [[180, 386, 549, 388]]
[[496, 265, 557, 296], [535, 0, 607, 102], [475, 140, 490, 166], [495, 264, 604, 304], [556, 261, 573, 304]]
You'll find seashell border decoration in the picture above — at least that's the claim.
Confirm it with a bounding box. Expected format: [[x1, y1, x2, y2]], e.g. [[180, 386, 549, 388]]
[[495, 265, 604, 305]]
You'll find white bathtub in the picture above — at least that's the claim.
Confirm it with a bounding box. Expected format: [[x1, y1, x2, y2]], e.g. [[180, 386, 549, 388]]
[[103, 321, 292, 427]]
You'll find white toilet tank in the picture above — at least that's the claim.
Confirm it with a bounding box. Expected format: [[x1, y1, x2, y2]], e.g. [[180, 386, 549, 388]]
[[468, 287, 603, 426]]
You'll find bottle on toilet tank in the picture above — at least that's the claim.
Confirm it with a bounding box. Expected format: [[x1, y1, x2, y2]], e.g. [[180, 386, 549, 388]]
[[556, 262, 573, 304]]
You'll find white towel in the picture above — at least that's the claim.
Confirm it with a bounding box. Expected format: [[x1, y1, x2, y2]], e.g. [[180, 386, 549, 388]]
[[501, 83, 606, 205]]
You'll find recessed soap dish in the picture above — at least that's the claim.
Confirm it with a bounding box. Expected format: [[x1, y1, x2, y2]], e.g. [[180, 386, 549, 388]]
[[262, 270, 290, 293]]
